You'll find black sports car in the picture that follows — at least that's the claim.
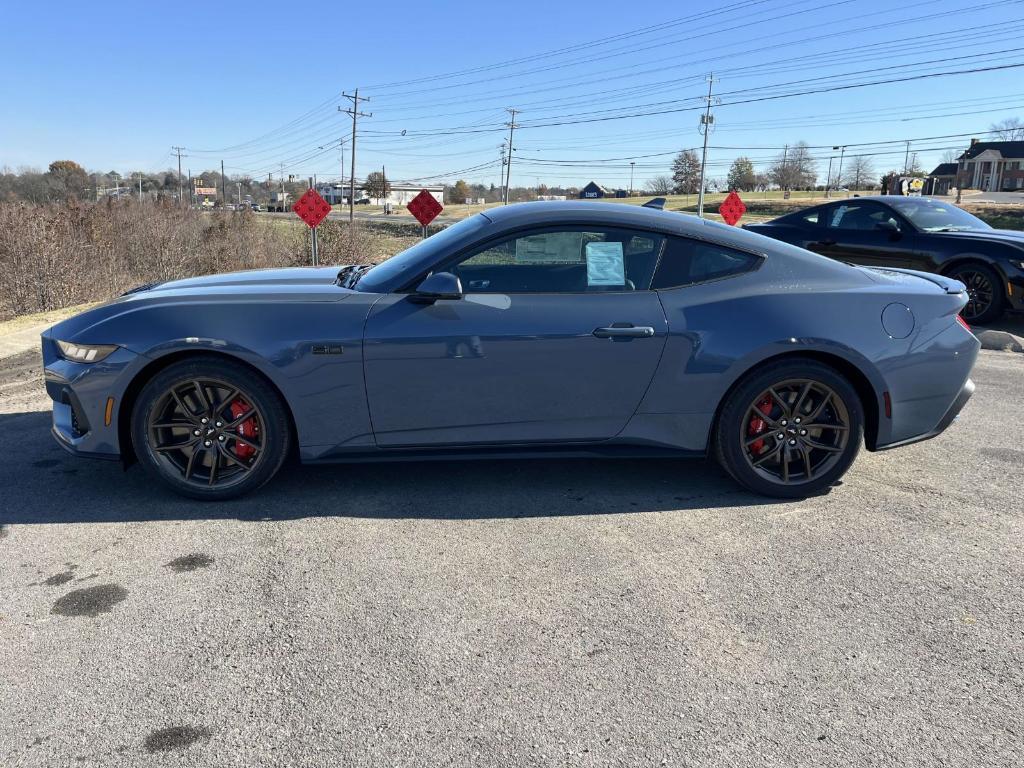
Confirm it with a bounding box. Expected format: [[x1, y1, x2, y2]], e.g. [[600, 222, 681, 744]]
[[745, 196, 1024, 324]]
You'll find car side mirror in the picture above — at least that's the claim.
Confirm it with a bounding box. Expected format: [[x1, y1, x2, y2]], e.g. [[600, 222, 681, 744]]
[[876, 219, 900, 233], [410, 271, 463, 303]]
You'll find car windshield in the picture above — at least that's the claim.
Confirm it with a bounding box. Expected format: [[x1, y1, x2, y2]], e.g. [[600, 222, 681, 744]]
[[355, 214, 489, 292], [888, 199, 991, 232]]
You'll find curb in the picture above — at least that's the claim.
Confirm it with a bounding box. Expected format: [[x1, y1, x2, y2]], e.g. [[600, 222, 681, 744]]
[[975, 329, 1024, 353]]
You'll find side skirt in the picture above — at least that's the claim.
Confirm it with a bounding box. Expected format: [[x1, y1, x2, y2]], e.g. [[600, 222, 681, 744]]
[[302, 443, 705, 465]]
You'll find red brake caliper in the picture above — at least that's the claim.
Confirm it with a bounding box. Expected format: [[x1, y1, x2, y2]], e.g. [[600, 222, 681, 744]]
[[747, 395, 774, 454], [229, 399, 258, 460]]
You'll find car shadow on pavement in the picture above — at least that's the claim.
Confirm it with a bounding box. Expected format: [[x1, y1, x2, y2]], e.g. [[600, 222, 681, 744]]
[[1, 411, 784, 526]]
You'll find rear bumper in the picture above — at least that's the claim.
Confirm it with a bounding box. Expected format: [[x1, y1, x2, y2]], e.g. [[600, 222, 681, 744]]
[[875, 378, 974, 451]]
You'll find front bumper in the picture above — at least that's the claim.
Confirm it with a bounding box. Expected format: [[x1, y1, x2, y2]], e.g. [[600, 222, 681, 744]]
[[42, 334, 141, 460], [876, 378, 975, 451], [1006, 274, 1024, 312]]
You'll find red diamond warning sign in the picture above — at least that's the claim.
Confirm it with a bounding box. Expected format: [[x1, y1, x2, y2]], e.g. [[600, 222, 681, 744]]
[[718, 191, 746, 226], [407, 189, 443, 228], [293, 188, 332, 228]]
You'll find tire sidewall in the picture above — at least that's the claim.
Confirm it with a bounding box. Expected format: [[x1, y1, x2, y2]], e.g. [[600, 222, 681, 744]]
[[131, 358, 290, 500], [715, 359, 864, 498]]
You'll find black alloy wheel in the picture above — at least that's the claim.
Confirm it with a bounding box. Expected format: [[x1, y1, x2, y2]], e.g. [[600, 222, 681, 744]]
[[949, 263, 1003, 325], [715, 359, 864, 498], [131, 358, 290, 499]]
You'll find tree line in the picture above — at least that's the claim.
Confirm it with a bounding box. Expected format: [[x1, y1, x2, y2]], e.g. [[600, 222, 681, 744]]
[[647, 143, 880, 195]]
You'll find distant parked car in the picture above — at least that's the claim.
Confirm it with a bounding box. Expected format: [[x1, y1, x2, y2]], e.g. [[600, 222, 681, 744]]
[[745, 195, 1024, 324], [43, 201, 977, 501]]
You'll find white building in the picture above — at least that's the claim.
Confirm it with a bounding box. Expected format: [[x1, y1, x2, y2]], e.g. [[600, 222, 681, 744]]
[[956, 139, 1024, 192], [316, 182, 444, 206]]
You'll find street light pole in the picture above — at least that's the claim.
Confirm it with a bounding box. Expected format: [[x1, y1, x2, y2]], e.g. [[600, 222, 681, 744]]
[[834, 145, 847, 193], [825, 156, 834, 198], [629, 161, 635, 197]]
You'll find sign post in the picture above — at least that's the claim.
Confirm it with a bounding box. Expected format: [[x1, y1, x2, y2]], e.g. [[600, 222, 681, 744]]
[[407, 189, 444, 238], [292, 187, 332, 265], [718, 191, 746, 226]]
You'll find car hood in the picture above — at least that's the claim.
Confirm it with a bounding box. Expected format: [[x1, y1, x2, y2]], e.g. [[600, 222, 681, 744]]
[[126, 266, 349, 297], [927, 228, 1024, 248], [46, 266, 357, 344]]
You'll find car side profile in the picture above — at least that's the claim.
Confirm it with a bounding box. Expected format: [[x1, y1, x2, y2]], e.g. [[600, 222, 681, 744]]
[[42, 201, 978, 500], [744, 195, 1024, 324]]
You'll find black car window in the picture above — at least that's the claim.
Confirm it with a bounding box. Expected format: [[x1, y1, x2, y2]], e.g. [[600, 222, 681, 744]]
[[448, 227, 665, 293], [826, 202, 898, 231], [652, 237, 760, 289]]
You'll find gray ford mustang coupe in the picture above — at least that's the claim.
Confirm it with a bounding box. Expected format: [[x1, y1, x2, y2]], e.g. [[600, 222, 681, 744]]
[[42, 201, 978, 500]]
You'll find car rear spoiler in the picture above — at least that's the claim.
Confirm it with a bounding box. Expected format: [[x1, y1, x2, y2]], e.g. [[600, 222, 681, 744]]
[[867, 267, 965, 294]]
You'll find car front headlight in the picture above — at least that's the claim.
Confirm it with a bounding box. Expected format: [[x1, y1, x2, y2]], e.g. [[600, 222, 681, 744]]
[[56, 340, 119, 363]]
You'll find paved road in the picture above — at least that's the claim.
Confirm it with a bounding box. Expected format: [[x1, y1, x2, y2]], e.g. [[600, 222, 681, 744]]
[[0, 349, 1021, 767]]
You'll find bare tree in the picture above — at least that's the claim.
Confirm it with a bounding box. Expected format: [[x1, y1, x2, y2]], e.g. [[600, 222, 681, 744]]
[[645, 175, 674, 195], [990, 117, 1024, 141], [769, 142, 817, 190], [941, 149, 961, 164], [843, 155, 876, 190]]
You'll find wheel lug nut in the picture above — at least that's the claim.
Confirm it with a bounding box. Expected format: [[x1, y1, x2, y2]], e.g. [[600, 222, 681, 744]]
[[204, 440, 212, 447], [777, 433, 785, 439], [193, 429, 201, 436], [200, 417, 209, 424], [800, 429, 807, 436], [794, 417, 801, 424], [789, 439, 797, 445], [215, 421, 223, 428], [780, 419, 787, 426], [218, 435, 225, 442]]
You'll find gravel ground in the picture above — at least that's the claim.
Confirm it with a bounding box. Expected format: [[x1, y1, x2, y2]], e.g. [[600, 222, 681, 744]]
[[0, 348, 1021, 767]]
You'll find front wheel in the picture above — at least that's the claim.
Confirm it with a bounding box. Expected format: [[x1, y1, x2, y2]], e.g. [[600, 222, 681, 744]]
[[714, 359, 864, 498], [948, 263, 1004, 325], [131, 358, 291, 500]]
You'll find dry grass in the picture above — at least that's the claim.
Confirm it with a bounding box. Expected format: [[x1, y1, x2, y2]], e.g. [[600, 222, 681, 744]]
[[0, 199, 418, 321]]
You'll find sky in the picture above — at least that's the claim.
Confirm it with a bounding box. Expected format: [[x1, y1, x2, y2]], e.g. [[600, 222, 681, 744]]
[[2, 0, 1023, 190]]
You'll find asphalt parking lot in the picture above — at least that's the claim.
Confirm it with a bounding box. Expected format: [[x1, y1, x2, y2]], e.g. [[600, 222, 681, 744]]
[[1, 347, 1021, 767]]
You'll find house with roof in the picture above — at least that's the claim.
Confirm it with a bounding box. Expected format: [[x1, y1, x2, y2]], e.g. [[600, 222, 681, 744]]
[[925, 163, 958, 195], [954, 139, 1024, 192]]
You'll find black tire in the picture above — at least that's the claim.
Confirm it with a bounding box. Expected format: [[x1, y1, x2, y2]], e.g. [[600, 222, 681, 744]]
[[947, 262, 1004, 325], [131, 357, 291, 500], [714, 358, 864, 499]]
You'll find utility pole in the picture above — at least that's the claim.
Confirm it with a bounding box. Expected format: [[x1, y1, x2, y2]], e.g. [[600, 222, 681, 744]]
[[781, 144, 789, 198], [498, 142, 507, 202], [503, 108, 518, 205], [696, 74, 718, 218], [137, 172, 143, 201], [340, 89, 372, 223], [221, 160, 227, 207], [825, 156, 834, 198], [629, 161, 635, 197], [237, 182, 242, 205], [172, 146, 185, 205], [903, 141, 911, 174]]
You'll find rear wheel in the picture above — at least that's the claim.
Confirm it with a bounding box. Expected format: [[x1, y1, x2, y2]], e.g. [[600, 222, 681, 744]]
[[131, 358, 290, 500], [948, 263, 1003, 325], [714, 359, 864, 498]]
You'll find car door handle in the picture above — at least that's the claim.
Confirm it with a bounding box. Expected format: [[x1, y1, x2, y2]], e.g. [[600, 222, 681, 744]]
[[593, 325, 655, 338]]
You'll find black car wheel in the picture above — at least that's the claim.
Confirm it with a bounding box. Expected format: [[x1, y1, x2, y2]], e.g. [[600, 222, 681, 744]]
[[948, 263, 1004, 325], [714, 359, 863, 498], [131, 358, 290, 500]]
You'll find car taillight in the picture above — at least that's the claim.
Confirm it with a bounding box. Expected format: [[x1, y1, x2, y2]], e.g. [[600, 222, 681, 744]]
[[956, 315, 971, 332]]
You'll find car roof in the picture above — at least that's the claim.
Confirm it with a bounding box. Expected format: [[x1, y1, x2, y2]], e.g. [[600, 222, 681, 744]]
[[479, 200, 714, 236]]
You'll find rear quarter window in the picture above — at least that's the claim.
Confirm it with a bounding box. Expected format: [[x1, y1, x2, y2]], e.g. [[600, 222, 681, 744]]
[[652, 237, 761, 289]]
